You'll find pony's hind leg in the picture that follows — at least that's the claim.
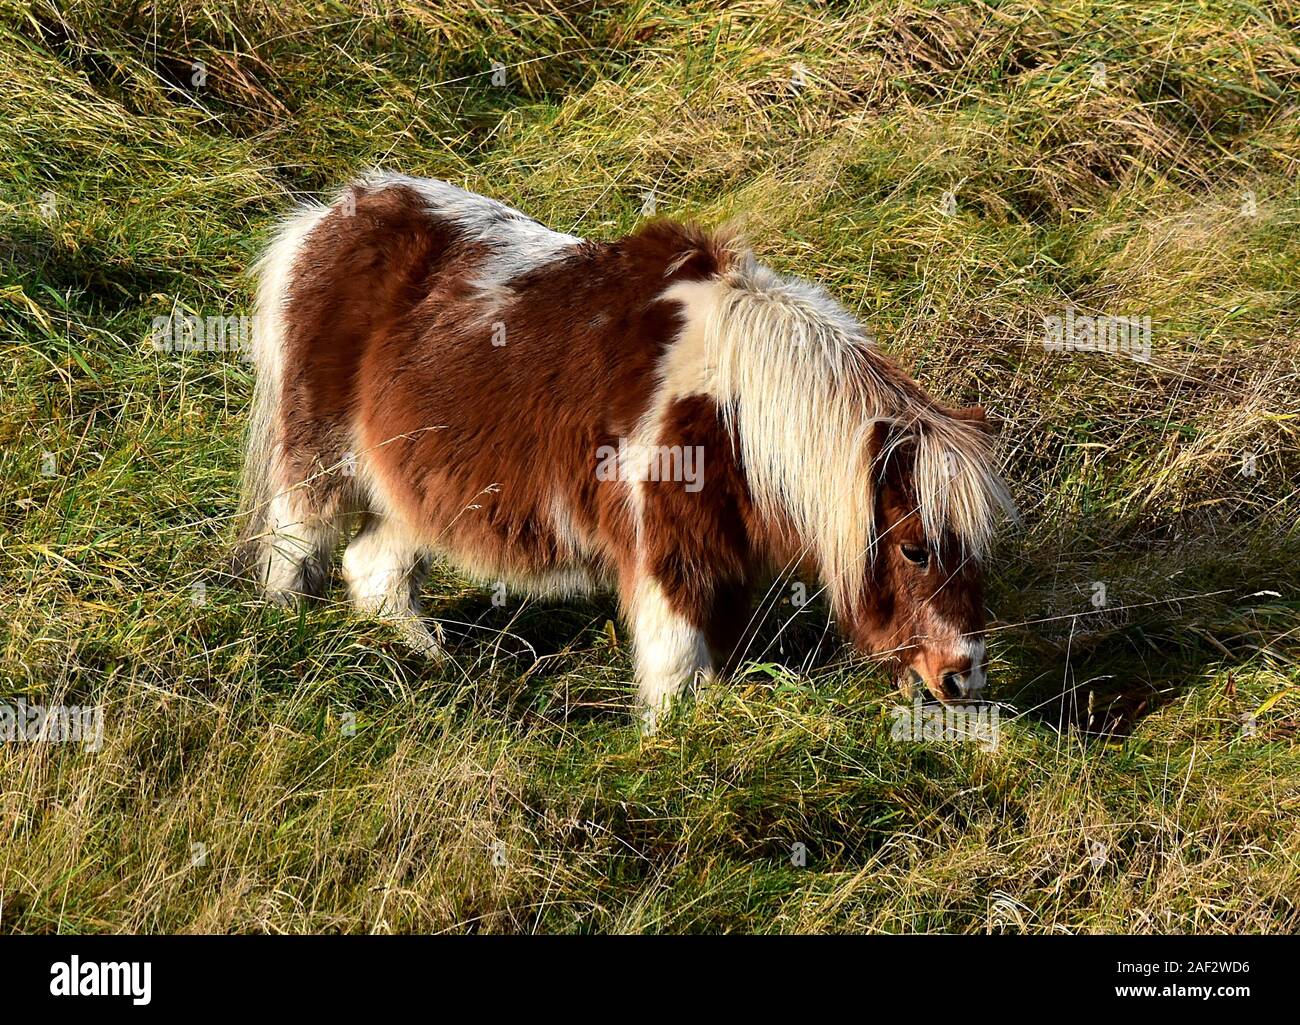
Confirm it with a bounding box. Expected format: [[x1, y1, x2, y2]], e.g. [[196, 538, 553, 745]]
[[342, 514, 443, 659], [259, 488, 341, 605]]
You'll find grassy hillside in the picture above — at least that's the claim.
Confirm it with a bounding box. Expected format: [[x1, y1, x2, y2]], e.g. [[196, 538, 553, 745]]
[[1, 0, 1298, 932]]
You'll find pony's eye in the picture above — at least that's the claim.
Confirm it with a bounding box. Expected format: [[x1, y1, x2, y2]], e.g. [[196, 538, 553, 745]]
[[900, 543, 929, 567]]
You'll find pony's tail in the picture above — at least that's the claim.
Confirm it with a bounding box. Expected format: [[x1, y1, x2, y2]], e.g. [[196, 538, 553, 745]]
[[232, 201, 329, 584]]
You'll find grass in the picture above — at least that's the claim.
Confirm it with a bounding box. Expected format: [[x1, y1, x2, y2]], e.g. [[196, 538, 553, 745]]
[[1, 0, 1299, 933]]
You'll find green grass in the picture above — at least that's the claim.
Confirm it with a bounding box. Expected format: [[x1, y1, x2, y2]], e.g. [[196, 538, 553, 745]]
[[2, 0, 1299, 933]]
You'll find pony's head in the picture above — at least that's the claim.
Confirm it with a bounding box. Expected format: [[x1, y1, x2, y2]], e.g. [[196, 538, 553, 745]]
[[688, 250, 1014, 703], [842, 411, 1003, 703]]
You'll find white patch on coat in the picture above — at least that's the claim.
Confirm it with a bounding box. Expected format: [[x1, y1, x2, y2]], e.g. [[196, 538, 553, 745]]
[[619, 278, 721, 533], [550, 493, 589, 559], [358, 171, 582, 295]]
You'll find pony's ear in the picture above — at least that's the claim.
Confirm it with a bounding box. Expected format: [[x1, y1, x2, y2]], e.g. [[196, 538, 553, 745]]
[[950, 404, 994, 436], [866, 419, 915, 491], [866, 419, 893, 477]]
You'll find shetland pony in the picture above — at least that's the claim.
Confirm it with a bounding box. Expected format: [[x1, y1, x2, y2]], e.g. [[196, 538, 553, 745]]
[[236, 172, 1014, 726]]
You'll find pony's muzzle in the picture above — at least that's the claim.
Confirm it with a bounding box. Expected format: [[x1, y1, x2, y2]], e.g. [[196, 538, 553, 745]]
[[904, 656, 986, 704]]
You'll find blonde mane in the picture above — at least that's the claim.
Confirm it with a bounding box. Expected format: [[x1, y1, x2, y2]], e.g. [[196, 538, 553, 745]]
[[692, 250, 1015, 615]]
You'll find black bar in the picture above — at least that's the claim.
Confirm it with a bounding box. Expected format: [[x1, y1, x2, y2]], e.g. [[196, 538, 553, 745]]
[[0, 935, 1285, 1012]]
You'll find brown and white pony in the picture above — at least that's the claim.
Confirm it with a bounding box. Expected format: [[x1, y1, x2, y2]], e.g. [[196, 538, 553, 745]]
[[236, 172, 1014, 727]]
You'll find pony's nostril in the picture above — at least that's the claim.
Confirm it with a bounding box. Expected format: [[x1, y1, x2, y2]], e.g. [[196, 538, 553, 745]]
[[940, 671, 965, 699]]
